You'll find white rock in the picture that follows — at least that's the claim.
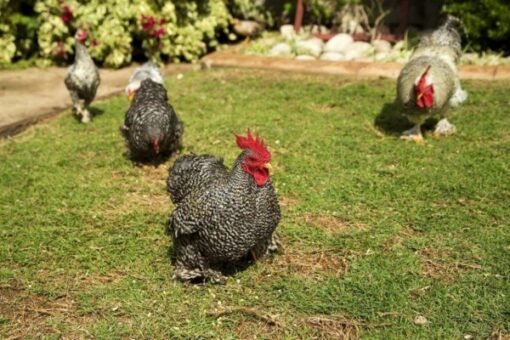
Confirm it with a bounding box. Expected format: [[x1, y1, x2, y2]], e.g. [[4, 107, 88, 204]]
[[280, 24, 296, 40], [319, 52, 346, 61], [413, 315, 428, 325], [393, 40, 405, 51], [294, 38, 323, 57], [295, 55, 316, 61], [268, 42, 293, 57], [372, 39, 392, 53], [323, 33, 353, 53], [374, 51, 388, 61], [344, 41, 373, 60], [310, 25, 330, 35]]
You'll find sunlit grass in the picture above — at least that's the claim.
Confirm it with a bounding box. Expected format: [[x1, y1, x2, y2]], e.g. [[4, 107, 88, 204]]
[[0, 69, 508, 338]]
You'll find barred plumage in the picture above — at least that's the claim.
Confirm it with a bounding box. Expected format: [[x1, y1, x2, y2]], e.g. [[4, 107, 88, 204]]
[[121, 78, 182, 161], [167, 134, 281, 283]]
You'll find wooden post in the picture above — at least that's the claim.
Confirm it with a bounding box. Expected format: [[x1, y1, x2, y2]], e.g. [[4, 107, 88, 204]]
[[294, 0, 304, 33]]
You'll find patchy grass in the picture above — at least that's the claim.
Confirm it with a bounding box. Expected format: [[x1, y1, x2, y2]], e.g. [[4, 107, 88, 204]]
[[0, 68, 509, 338]]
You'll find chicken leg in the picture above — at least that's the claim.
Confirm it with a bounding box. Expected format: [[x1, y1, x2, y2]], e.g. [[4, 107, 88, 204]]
[[400, 124, 424, 143], [433, 118, 457, 136]]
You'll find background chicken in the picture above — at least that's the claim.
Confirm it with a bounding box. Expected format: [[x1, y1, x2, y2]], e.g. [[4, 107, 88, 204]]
[[167, 131, 281, 283], [121, 78, 182, 161], [231, 18, 263, 43], [125, 61, 164, 102], [64, 29, 101, 123], [396, 16, 467, 142]]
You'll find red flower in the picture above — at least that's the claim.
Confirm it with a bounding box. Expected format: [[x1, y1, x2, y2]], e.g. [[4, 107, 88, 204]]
[[152, 27, 166, 38], [141, 14, 166, 39], [141, 15, 156, 32], [61, 5, 73, 24]]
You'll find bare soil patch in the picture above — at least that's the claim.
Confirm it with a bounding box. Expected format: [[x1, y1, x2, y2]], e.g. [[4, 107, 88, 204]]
[[383, 226, 421, 250], [418, 247, 482, 281], [0, 281, 77, 338], [305, 315, 361, 339], [259, 246, 361, 282], [298, 212, 366, 236]]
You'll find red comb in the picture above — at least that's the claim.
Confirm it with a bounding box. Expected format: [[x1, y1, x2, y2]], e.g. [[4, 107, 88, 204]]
[[235, 130, 271, 162]]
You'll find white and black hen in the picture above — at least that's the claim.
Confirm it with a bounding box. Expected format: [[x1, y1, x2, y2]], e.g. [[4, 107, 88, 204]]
[[64, 29, 100, 123]]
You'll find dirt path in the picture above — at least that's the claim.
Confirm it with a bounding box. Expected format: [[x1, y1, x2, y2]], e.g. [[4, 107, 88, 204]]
[[2, 53, 508, 138], [0, 64, 195, 137]]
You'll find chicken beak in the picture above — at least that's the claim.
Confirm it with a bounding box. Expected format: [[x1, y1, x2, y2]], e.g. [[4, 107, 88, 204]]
[[416, 92, 423, 101], [265, 162, 273, 173], [128, 91, 135, 102]]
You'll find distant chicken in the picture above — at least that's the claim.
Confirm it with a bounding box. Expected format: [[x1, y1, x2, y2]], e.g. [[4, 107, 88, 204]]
[[396, 16, 467, 142], [121, 78, 182, 161], [232, 18, 263, 42], [125, 61, 164, 102], [167, 131, 281, 283], [65, 29, 101, 123]]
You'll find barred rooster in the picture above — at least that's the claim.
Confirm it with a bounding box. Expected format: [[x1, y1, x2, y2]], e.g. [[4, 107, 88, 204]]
[[64, 29, 101, 123], [397, 16, 467, 142], [125, 61, 164, 102], [167, 131, 281, 283], [121, 78, 182, 161]]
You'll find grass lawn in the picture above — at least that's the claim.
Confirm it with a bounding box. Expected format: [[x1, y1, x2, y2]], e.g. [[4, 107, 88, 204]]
[[0, 68, 509, 339]]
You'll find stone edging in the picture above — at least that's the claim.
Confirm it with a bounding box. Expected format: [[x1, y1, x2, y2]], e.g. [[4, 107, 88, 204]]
[[201, 51, 510, 80]]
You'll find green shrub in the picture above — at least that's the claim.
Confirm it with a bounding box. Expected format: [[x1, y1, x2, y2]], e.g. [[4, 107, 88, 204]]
[[0, 0, 16, 63], [442, 0, 510, 53], [1, 0, 231, 68]]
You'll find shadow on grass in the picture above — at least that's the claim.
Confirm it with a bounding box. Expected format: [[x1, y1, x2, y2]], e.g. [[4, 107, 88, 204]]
[[374, 101, 412, 136], [90, 106, 105, 118], [165, 242, 262, 285], [129, 153, 173, 167], [374, 101, 437, 136]]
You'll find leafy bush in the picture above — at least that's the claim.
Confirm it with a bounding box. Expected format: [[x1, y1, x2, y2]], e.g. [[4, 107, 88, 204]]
[[0, 0, 16, 63], [441, 0, 510, 53], [1, 0, 231, 68]]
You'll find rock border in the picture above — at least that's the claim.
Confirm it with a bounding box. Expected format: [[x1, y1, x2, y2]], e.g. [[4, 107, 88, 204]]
[[201, 51, 510, 81]]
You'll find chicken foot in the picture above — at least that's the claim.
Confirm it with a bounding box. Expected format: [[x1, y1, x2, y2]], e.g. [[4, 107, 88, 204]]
[[400, 124, 424, 143]]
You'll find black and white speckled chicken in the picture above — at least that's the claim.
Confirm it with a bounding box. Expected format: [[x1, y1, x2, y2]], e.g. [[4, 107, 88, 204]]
[[64, 29, 100, 123], [167, 131, 281, 283], [397, 16, 467, 142], [121, 78, 182, 161]]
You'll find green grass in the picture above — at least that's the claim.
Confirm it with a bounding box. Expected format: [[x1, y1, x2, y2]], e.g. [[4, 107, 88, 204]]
[[0, 69, 509, 339]]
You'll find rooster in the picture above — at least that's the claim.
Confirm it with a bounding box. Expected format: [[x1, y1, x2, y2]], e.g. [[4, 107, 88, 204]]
[[167, 131, 281, 283], [125, 61, 164, 102], [121, 78, 182, 161], [396, 16, 467, 142], [64, 29, 101, 123]]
